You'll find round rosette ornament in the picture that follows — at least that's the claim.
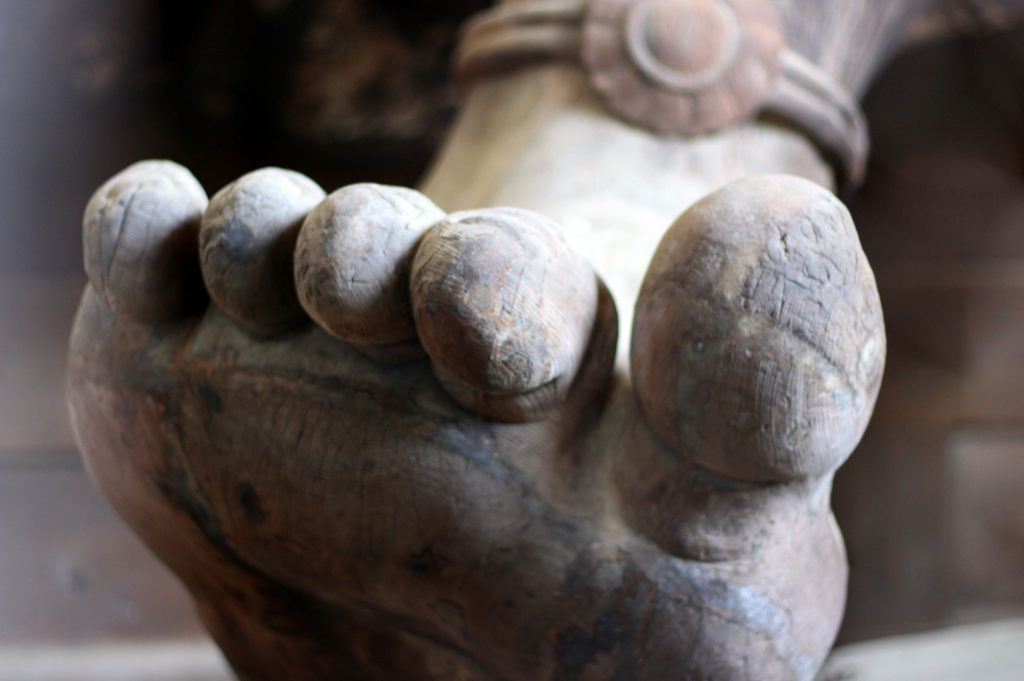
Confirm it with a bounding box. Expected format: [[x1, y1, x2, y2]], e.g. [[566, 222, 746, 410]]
[[582, 0, 784, 136]]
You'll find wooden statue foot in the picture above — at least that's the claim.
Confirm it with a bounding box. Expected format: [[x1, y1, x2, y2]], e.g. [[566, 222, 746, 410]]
[[69, 156, 882, 680], [65, 1, 930, 676]]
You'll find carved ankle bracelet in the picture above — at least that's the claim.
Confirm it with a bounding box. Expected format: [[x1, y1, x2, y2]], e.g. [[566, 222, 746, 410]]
[[456, 0, 868, 186]]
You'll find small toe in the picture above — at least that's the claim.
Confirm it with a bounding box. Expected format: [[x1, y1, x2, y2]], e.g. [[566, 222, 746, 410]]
[[410, 207, 605, 422], [293, 183, 445, 361], [200, 167, 325, 337], [631, 175, 885, 481], [83, 160, 208, 322]]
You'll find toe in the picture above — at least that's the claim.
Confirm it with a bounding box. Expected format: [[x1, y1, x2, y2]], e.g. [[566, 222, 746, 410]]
[[631, 175, 885, 482], [410, 207, 608, 422], [200, 167, 325, 337], [83, 160, 208, 321], [294, 183, 445, 361]]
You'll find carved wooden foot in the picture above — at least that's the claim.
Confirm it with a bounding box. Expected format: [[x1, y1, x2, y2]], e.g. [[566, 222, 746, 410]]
[[66, 0, 922, 677], [69, 155, 882, 680]]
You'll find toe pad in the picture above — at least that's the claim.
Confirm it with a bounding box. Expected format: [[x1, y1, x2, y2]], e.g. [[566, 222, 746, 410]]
[[632, 175, 885, 481]]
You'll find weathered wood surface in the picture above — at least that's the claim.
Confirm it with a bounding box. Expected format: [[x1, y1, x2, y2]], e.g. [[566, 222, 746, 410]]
[[71, 169, 863, 681], [66, 1, 923, 680]]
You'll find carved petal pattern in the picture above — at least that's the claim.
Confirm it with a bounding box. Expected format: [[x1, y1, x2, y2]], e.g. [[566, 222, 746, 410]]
[[582, 0, 783, 135]]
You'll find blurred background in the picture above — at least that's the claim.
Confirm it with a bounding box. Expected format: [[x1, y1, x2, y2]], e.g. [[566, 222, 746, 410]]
[[0, 1, 1022, 679]]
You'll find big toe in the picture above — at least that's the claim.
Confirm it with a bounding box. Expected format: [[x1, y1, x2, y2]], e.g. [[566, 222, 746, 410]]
[[631, 174, 885, 482]]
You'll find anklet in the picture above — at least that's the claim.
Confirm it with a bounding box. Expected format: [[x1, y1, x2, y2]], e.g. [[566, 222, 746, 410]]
[[456, 0, 868, 186]]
